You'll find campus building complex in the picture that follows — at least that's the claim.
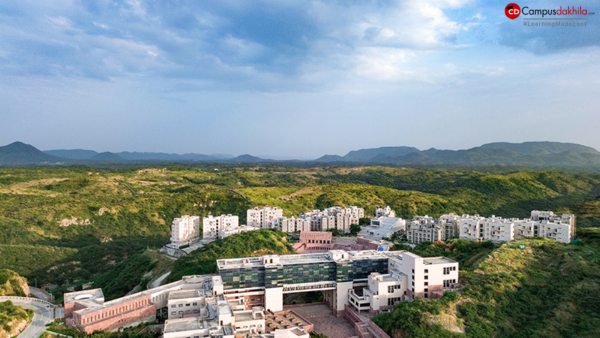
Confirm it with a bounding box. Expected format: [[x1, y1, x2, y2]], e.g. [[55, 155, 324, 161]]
[[65, 250, 458, 336], [458, 211, 575, 244], [402, 210, 575, 244]]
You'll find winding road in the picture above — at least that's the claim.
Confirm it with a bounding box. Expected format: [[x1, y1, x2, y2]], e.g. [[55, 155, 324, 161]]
[[0, 297, 55, 338]]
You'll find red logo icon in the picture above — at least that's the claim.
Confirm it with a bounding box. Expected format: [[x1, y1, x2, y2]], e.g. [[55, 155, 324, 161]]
[[505, 3, 521, 19]]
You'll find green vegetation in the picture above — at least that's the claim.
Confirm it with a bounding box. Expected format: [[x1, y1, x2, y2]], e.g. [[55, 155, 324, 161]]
[[0, 269, 27, 296], [0, 165, 599, 302], [168, 229, 295, 282], [373, 229, 600, 338], [0, 300, 32, 336]]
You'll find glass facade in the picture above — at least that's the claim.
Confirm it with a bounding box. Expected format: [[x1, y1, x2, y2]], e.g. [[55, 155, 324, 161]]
[[220, 256, 391, 289], [351, 258, 388, 280]]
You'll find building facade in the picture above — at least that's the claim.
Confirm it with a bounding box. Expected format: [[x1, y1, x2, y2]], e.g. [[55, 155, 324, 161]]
[[202, 214, 240, 241], [359, 216, 405, 240], [170, 215, 200, 248], [376, 206, 396, 218], [247, 207, 284, 229]]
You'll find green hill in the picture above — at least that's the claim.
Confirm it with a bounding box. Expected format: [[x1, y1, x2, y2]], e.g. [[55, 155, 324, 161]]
[[168, 229, 295, 282], [0, 165, 599, 299], [373, 229, 600, 338]]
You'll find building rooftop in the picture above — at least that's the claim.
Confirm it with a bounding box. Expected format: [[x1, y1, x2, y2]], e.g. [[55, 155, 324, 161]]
[[169, 289, 204, 300], [217, 250, 405, 270], [164, 317, 204, 333], [423, 257, 456, 265]]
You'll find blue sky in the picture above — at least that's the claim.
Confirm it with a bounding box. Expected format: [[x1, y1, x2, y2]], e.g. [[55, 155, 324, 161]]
[[0, 0, 598, 159]]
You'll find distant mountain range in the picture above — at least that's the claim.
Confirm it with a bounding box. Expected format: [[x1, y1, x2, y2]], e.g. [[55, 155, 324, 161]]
[[314, 142, 600, 167], [1, 141, 600, 169]]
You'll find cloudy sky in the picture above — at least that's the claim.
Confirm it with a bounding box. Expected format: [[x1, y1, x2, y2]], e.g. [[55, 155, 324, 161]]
[[0, 0, 598, 159]]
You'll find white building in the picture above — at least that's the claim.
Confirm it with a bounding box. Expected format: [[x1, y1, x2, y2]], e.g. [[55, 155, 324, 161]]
[[359, 216, 405, 240], [202, 214, 240, 241], [271, 217, 311, 233], [458, 211, 574, 244], [247, 207, 284, 229], [170, 215, 200, 248], [347, 251, 460, 313], [299, 206, 364, 234], [376, 206, 396, 218]]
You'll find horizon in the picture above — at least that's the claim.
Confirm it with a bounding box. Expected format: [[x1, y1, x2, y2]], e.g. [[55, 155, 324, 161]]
[[1, 1, 599, 157], [2, 139, 599, 161]]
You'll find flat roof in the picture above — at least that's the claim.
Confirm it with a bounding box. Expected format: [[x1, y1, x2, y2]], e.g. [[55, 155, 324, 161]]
[[164, 317, 204, 333], [218, 250, 405, 270], [169, 289, 204, 300], [423, 257, 456, 265]]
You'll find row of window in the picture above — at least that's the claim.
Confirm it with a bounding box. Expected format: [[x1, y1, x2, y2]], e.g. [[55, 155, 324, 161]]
[[387, 285, 402, 293], [443, 279, 457, 287], [443, 266, 457, 275], [171, 302, 198, 308]]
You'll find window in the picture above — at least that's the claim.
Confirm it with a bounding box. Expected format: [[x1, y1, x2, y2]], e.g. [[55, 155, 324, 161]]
[[424, 288, 428, 292], [186, 303, 190, 306], [424, 293, 428, 298], [171, 312, 176, 315], [179, 304, 183, 307], [424, 275, 428, 280], [424, 269, 428, 273], [424, 282, 428, 286], [193, 302, 197, 306], [443, 267, 451, 275], [412, 269, 414, 273]]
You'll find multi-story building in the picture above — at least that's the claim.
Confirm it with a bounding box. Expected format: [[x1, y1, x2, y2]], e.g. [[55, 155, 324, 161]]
[[438, 213, 460, 240], [376, 206, 396, 218], [202, 214, 240, 241], [458, 211, 574, 244], [359, 216, 405, 240], [65, 249, 458, 336], [247, 207, 284, 229], [299, 206, 364, 233], [169, 215, 200, 248], [271, 216, 311, 233]]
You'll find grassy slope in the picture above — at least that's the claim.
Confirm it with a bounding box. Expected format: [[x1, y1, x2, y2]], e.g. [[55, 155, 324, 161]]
[[373, 229, 600, 338], [168, 229, 295, 282], [0, 270, 28, 297], [0, 300, 32, 337]]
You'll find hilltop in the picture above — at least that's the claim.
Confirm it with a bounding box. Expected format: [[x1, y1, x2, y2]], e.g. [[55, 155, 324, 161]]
[[0, 142, 63, 165]]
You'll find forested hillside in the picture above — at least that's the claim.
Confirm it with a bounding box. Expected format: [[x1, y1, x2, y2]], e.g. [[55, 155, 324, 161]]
[[0, 165, 599, 301]]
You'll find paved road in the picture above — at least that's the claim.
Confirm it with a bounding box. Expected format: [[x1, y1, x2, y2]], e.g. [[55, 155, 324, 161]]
[[7, 299, 54, 338], [29, 288, 51, 302], [151, 271, 171, 288]]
